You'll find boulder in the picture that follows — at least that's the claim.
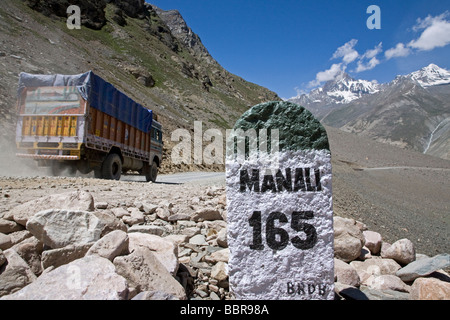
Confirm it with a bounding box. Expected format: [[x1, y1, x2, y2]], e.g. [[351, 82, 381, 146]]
[[350, 258, 401, 284], [2, 256, 129, 300], [367, 274, 410, 292], [86, 230, 129, 261], [128, 233, 178, 275], [396, 254, 450, 282], [191, 208, 223, 222], [41, 243, 93, 270], [333, 216, 365, 262], [334, 258, 360, 287], [113, 247, 186, 300], [211, 261, 228, 282], [11, 236, 44, 276], [26, 209, 104, 249], [381, 238, 415, 265], [0, 249, 37, 297], [128, 225, 165, 236], [363, 231, 382, 255], [410, 277, 450, 300], [0, 233, 12, 251], [6, 191, 94, 226], [0, 218, 23, 234], [122, 208, 145, 226]]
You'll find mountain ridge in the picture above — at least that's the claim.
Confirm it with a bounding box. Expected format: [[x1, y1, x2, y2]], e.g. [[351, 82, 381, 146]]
[[289, 64, 450, 160]]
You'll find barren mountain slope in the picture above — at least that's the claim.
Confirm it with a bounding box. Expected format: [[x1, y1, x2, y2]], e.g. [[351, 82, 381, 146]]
[[327, 126, 450, 256]]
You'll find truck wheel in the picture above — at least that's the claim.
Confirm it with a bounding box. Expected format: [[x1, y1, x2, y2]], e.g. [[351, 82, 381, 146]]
[[102, 153, 122, 180], [145, 161, 158, 183]]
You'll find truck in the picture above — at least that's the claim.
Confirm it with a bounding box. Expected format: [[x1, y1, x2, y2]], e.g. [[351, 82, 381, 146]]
[[15, 71, 163, 182]]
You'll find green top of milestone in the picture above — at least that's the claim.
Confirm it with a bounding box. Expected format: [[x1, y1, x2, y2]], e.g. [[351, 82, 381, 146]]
[[233, 101, 330, 152]]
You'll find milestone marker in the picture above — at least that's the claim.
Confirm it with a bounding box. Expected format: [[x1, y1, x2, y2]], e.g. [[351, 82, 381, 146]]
[[226, 101, 334, 300]]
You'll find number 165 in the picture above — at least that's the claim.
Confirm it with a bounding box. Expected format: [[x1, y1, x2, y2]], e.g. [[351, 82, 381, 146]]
[[248, 211, 317, 251]]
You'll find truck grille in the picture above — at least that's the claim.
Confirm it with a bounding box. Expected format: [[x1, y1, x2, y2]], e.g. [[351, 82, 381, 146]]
[[37, 142, 60, 148]]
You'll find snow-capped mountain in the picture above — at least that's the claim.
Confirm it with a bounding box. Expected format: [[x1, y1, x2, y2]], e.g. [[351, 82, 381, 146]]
[[293, 71, 381, 106], [403, 63, 450, 87], [289, 64, 450, 161]]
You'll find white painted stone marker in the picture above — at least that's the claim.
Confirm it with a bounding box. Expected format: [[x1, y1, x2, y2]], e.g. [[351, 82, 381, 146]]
[[226, 101, 334, 300]]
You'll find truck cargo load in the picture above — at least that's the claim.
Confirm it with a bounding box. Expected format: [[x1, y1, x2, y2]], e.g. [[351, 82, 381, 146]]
[[15, 71, 163, 182]]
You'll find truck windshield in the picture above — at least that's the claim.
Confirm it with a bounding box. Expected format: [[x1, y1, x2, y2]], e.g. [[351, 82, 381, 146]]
[[20, 86, 85, 115]]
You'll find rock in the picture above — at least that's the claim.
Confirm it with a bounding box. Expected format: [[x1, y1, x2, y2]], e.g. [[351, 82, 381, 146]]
[[189, 234, 208, 246], [211, 261, 228, 282], [410, 277, 450, 300], [359, 285, 410, 300], [111, 207, 129, 218], [26, 209, 104, 249], [350, 258, 402, 284], [381, 238, 415, 265], [2, 256, 129, 300], [168, 214, 191, 222], [41, 243, 93, 270], [128, 225, 165, 236], [0, 233, 12, 250], [216, 228, 228, 248], [191, 208, 223, 222], [205, 248, 230, 264], [367, 274, 410, 292], [141, 202, 158, 214], [93, 210, 127, 236], [396, 253, 450, 282], [113, 247, 186, 300], [334, 282, 369, 300], [334, 258, 360, 287], [363, 231, 382, 255], [0, 249, 37, 296], [155, 207, 171, 221], [6, 191, 94, 226], [86, 230, 129, 261], [131, 291, 179, 300], [95, 202, 108, 209], [11, 236, 44, 276], [0, 218, 23, 234], [334, 216, 365, 262], [122, 208, 145, 226], [128, 233, 179, 275], [25, 0, 107, 30], [0, 250, 5, 267]]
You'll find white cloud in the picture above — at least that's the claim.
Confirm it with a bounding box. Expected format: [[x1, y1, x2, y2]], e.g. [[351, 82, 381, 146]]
[[308, 63, 343, 88], [331, 39, 359, 64], [354, 43, 382, 73], [355, 57, 380, 72], [408, 11, 450, 51], [385, 43, 411, 60], [362, 42, 383, 59]]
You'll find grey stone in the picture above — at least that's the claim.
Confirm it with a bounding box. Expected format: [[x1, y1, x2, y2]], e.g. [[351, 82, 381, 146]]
[[396, 253, 450, 282]]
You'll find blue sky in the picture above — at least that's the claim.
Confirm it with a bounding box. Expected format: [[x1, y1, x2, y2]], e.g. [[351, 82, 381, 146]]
[[148, 1, 450, 99]]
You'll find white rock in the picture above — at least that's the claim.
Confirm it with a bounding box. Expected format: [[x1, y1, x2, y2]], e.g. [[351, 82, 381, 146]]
[[128, 233, 179, 275], [363, 230, 382, 255], [26, 209, 104, 249], [2, 255, 129, 300], [381, 238, 415, 265], [113, 247, 186, 300]]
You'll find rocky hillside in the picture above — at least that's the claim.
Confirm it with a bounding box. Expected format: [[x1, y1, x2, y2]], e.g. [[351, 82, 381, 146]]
[[290, 64, 450, 160], [0, 0, 279, 173]]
